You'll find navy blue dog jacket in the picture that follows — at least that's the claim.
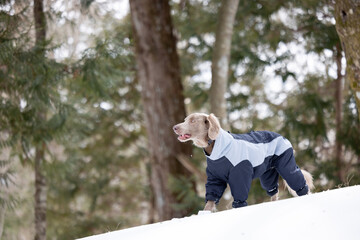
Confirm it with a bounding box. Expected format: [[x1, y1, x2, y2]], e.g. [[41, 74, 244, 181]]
[[204, 129, 309, 208]]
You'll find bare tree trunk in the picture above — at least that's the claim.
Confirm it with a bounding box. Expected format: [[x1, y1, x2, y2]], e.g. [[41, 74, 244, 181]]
[[0, 203, 5, 239], [34, 0, 47, 239], [210, 0, 239, 129], [34, 0, 46, 49], [34, 144, 47, 240], [129, 0, 193, 222], [209, 0, 239, 211], [335, 0, 360, 120], [334, 44, 345, 183]]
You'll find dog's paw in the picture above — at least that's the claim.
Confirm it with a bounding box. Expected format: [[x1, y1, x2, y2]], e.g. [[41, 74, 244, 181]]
[[198, 210, 212, 215], [204, 200, 217, 212]]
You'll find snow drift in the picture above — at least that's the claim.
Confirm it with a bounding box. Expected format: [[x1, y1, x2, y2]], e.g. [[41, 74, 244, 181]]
[[79, 185, 360, 240]]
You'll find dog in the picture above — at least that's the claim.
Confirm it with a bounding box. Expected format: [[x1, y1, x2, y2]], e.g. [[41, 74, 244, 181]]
[[173, 113, 314, 212]]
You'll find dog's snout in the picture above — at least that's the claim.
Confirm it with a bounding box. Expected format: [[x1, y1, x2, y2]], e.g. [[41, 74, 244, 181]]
[[173, 125, 179, 132]]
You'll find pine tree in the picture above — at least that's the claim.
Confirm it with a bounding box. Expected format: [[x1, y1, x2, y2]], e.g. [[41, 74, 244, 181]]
[[1, 1, 67, 238], [46, 22, 148, 238], [33, 1, 47, 239]]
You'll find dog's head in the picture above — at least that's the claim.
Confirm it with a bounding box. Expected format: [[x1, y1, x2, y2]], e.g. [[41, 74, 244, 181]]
[[173, 113, 221, 148]]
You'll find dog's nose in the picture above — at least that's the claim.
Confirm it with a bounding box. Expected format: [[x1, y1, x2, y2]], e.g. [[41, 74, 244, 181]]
[[173, 125, 178, 131]]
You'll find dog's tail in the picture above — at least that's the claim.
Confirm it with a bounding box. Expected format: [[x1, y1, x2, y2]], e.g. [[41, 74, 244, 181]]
[[283, 169, 314, 197]]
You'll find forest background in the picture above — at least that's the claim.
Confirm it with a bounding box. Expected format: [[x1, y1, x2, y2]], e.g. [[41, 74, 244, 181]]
[[1, 0, 359, 240]]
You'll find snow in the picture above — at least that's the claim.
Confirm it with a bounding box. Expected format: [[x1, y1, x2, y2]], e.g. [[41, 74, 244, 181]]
[[79, 186, 360, 240]]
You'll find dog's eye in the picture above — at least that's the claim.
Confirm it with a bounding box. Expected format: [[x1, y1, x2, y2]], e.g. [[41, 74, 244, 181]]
[[205, 120, 208, 124]]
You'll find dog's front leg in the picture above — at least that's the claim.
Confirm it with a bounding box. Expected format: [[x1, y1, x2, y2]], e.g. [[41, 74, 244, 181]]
[[204, 200, 217, 212], [270, 192, 279, 201]]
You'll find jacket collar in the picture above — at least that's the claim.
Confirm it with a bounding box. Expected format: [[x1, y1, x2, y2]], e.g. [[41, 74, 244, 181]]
[[206, 128, 233, 160]]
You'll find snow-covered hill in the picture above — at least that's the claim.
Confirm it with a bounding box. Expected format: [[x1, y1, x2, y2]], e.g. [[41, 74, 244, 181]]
[[79, 185, 360, 240]]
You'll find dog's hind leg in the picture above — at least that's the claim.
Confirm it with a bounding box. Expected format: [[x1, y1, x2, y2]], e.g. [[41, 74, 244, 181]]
[[275, 148, 314, 197], [283, 169, 314, 197]]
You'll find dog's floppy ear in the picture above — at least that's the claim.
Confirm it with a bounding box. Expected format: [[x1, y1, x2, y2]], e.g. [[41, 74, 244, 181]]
[[207, 113, 220, 140]]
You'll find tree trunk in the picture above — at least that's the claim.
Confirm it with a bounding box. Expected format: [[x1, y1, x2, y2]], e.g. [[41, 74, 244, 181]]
[[34, 144, 47, 240], [33, 1, 47, 240], [334, 0, 360, 120], [209, 0, 240, 129], [209, 0, 239, 211], [334, 44, 345, 183], [0, 203, 5, 239], [129, 0, 193, 221]]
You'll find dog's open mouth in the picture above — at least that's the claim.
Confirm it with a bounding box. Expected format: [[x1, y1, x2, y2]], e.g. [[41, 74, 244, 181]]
[[178, 134, 191, 141]]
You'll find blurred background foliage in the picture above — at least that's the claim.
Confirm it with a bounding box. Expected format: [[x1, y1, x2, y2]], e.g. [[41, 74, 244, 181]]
[[0, 0, 359, 239]]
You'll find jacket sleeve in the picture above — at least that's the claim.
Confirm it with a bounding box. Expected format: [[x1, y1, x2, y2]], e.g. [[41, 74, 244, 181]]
[[228, 160, 253, 208], [205, 167, 227, 204]]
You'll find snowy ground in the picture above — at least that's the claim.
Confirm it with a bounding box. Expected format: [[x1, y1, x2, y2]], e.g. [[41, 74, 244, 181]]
[[79, 185, 360, 240]]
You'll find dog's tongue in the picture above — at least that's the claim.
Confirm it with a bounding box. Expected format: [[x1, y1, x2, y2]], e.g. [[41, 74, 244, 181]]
[[179, 134, 191, 140]]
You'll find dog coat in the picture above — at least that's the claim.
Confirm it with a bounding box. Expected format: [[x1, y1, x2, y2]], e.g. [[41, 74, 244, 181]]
[[204, 129, 308, 208]]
